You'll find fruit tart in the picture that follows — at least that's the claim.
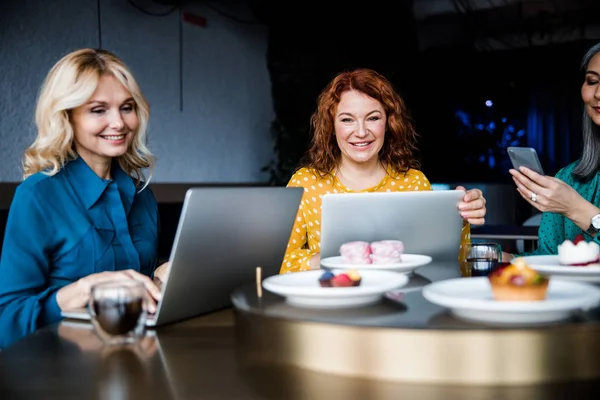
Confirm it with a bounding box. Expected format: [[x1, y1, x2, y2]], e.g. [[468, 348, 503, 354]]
[[488, 258, 549, 301], [319, 270, 362, 287]]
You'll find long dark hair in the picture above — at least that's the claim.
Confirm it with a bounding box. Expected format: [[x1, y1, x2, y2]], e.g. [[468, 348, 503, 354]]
[[573, 42, 600, 179]]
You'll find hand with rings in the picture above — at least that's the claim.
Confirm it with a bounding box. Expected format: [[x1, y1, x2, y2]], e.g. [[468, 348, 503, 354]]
[[509, 166, 580, 215]]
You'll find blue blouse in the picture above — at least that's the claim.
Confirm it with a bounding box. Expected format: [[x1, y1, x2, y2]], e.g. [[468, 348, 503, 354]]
[[0, 156, 159, 348]]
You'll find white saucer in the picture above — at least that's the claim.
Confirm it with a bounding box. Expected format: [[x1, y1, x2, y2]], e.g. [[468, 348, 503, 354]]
[[320, 254, 432, 274], [422, 277, 600, 325], [521, 255, 600, 282], [262, 269, 409, 309]]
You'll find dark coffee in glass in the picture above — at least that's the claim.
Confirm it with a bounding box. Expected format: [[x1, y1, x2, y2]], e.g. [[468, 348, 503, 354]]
[[93, 297, 143, 335], [466, 257, 498, 277], [460, 243, 502, 278], [89, 280, 147, 344]]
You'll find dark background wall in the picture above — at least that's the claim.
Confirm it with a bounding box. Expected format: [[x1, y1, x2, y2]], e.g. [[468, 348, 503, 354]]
[[254, 0, 600, 185], [0, 0, 274, 183], [3, 0, 600, 257]]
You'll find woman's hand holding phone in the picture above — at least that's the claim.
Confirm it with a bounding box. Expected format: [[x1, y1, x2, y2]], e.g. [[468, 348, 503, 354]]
[[509, 165, 584, 218]]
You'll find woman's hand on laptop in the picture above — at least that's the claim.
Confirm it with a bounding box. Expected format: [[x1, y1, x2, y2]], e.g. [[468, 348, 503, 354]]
[[456, 186, 486, 225], [56, 270, 162, 313], [153, 262, 170, 283]]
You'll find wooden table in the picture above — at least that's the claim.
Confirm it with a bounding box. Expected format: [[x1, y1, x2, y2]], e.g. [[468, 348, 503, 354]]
[[1, 303, 599, 398], [0, 310, 270, 400]]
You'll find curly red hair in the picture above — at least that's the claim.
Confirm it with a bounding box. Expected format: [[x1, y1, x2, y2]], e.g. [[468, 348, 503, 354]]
[[302, 68, 420, 177]]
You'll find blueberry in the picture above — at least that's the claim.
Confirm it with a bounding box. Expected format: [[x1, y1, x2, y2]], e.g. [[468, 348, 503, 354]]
[[319, 271, 334, 281]]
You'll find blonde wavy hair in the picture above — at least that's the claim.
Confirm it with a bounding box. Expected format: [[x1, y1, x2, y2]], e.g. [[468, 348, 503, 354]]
[[24, 48, 154, 188]]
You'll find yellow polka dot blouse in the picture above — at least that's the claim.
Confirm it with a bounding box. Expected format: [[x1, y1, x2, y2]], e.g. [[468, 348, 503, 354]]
[[280, 167, 471, 274]]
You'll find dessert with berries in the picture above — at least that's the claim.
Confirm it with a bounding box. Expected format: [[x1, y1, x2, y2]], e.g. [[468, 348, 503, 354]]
[[488, 258, 549, 301], [319, 270, 362, 287], [557, 234, 600, 266]]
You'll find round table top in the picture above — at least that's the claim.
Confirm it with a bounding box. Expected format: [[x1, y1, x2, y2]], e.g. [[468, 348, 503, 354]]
[[232, 261, 600, 330], [1, 311, 599, 399]]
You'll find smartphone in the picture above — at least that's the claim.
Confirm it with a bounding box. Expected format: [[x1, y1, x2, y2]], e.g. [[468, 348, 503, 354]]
[[507, 147, 545, 175]]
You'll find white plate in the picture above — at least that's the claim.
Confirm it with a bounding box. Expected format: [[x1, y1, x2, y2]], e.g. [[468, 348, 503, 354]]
[[320, 254, 432, 273], [422, 277, 600, 325], [522, 255, 600, 282], [262, 269, 409, 309]]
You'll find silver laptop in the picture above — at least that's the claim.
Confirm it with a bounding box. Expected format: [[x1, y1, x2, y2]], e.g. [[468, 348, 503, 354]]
[[320, 190, 465, 261], [61, 186, 303, 327]]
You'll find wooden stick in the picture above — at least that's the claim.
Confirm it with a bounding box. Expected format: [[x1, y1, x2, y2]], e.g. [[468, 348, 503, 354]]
[[256, 266, 263, 298]]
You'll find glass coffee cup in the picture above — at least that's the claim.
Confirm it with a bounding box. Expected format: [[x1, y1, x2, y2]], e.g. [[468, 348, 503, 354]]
[[460, 242, 502, 277], [89, 280, 148, 345]]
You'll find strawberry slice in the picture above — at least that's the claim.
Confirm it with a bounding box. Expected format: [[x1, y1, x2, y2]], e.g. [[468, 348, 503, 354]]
[[509, 274, 526, 286], [331, 274, 353, 287], [490, 263, 510, 277], [573, 234, 585, 245]]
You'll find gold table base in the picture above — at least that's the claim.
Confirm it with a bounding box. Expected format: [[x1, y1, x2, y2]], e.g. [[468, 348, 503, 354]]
[[235, 310, 600, 386]]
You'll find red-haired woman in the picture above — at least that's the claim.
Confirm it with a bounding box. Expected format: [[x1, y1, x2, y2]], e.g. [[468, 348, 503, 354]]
[[280, 68, 487, 274]]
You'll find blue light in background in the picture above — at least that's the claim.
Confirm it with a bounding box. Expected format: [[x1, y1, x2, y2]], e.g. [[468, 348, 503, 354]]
[[453, 104, 528, 178]]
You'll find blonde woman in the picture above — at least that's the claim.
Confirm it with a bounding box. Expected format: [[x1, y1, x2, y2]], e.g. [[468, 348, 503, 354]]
[[0, 49, 166, 348]]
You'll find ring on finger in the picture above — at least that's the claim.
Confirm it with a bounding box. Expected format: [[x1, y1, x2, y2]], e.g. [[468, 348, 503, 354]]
[[531, 192, 537, 202]]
